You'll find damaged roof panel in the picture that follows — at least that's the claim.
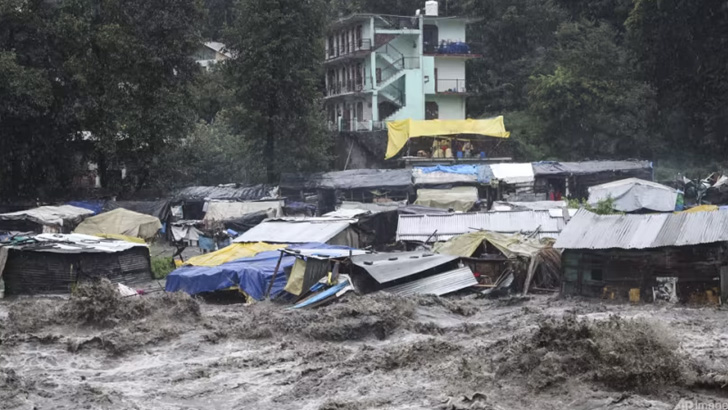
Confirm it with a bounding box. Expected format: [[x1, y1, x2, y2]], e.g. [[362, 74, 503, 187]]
[[396, 210, 565, 242], [350, 251, 458, 283], [554, 209, 728, 250], [383, 267, 477, 296]]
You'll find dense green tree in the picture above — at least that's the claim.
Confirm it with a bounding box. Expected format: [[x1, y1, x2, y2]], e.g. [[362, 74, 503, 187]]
[[626, 0, 728, 159], [223, 0, 332, 183]]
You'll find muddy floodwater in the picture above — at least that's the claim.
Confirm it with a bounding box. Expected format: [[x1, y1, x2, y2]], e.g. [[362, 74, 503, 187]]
[[1, 283, 727, 410]]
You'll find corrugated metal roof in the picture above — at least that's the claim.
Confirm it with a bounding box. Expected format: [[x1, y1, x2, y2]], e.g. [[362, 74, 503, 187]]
[[383, 267, 477, 296], [396, 210, 565, 242], [532, 160, 652, 176], [0, 205, 94, 227], [554, 209, 728, 250], [234, 219, 353, 244], [350, 251, 458, 283]]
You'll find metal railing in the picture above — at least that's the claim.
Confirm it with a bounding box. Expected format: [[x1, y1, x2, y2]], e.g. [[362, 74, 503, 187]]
[[331, 120, 389, 132], [424, 40, 472, 55], [326, 80, 366, 97], [437, 79, 467, 93], [380, 15, 420, 30], [326, 38, 373, 60]]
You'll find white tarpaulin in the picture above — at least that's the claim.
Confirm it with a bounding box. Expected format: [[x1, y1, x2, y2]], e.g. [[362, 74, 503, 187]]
[[588, 178, 677, 212], [203, 200, 283, 221], [0, 205, 94, 228], [489, 163, 535, 184]]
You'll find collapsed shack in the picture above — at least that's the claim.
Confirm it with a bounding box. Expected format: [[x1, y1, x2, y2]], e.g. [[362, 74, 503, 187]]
[[164, 243, 361, 301], [280, 169, 413, 214], [349, 251, 477, 296], [433, 231, 562, 294], [555, 209, 728, 304], [0, 233, 151, 295], [0, 205, 94, 234]]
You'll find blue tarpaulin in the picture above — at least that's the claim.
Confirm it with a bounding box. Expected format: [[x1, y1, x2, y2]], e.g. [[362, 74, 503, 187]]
[[418, 164, 478, 175], [67, 201, 105, 215], [165, 243, 351, 300]]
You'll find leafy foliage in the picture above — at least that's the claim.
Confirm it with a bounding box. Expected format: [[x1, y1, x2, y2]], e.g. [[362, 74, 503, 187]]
[[567, 197, 621, 215], [222, 0, 333, 183]]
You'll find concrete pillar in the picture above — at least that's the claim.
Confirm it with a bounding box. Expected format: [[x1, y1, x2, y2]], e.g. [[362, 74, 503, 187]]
[[372, 92, 379, 121]]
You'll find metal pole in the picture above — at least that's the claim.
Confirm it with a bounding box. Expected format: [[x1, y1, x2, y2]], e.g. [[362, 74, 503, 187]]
[[265, 251, 285, 299]]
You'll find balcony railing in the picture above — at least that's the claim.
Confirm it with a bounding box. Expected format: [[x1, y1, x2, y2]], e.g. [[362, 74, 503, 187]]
[[424, 40, 472, 55], [437, 79, 467, 94], [326, 39, 372, 60], [331, 120, 388, 132], [326, 80, 366, 97], [380, 15, 420, 30]]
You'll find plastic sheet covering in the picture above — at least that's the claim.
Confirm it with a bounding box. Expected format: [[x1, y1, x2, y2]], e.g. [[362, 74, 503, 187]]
[[587, 178, 677, 212], [681, 205, 719, 213], [280, 169, 413, 190], [414, 187, 478, 212], [433, 231, 544, 259], [489, 163, 534, 184], [413, 165, 478, 185], [184, 242, 285, 267], [385, 117, 511, 159], [74, 208, 162, 240], [0, 205, 94, 228], [283, 258, 308, 295], [233, 219, 355, 244], [203, 200, 283, 221], [165, 243, 350, 299], [67, 201, 104, 215], [175, 184, 276, 201], [171, 225, 202, 242], [104, 200, 172, 221]]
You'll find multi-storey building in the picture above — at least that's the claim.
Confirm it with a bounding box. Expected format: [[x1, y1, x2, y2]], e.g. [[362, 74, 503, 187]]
[[324, 1, 479, 132]]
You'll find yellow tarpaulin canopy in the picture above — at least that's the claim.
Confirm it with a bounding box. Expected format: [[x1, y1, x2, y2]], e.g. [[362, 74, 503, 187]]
[[679, 205, 718, 213], [385, 117, 511, 159], [74, 208, 161, 240], [185, 242, 285, 267]]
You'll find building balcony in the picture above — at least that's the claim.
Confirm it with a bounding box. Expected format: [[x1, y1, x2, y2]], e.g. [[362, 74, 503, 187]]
[[325, 81, 369, 98], [325, 39, 373, 62], [437, 79, 467, 94], [329, 119, 388, 132], [424, 40, 480, 58]]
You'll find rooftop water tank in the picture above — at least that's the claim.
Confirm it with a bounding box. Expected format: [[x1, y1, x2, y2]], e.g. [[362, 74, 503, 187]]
[[425, 1, 438, 16]]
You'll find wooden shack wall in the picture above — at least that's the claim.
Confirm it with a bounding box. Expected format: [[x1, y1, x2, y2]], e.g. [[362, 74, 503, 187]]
[[562, 244, 724, 301]]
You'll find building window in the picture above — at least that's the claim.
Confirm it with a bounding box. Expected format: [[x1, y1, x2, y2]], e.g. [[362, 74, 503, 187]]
[[356, 102, 363, 120], [426, 101, 439, 120], [328, 36, 334, 58], [356, 25, 363, 48]]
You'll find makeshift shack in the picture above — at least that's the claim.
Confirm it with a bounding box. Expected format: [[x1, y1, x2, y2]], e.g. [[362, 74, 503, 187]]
[[587, 178, 679, 212], [397, 210, 568, 244], [1, 233, 151, 295], [233, 218, 361, 248], [74, 208, 162, 241], [349, 251, 476, 296], [202, 200, 283, 221], [434, 231, 561, 293], [280, 169, 414, 214], [414, 187, 479, 212], [103, 200, 172, 225], [165, 243, 355, 300], [174, 184, 277, 220], [0, 205, 94, 233], [532, 160, 653, 200], [555, 209, 727, 303]]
